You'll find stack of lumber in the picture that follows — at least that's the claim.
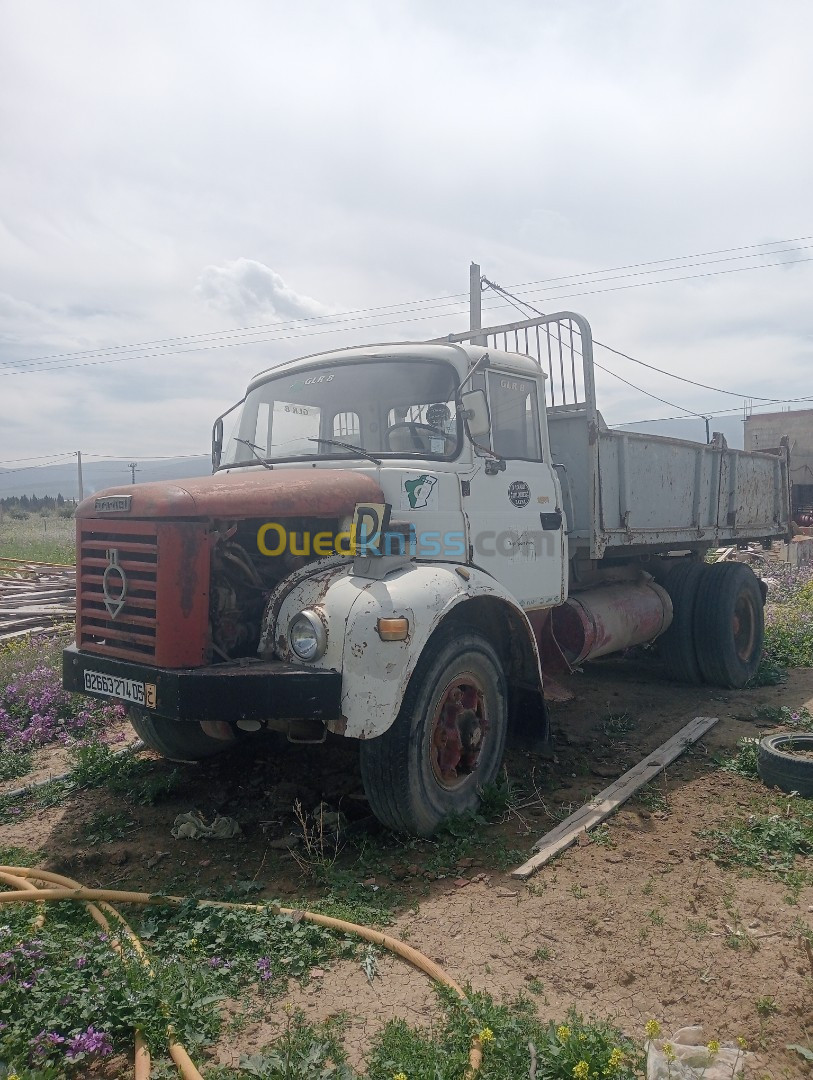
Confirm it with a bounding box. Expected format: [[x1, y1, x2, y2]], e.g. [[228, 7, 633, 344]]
[[0, 558, 76, 642]]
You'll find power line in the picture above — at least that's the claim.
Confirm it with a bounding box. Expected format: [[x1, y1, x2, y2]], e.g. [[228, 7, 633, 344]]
[[481, 276, 793, 403], [4, 232, 813, 374], [614, 394, 813, 428], [592, 360, 702, 417], [507, 233, 813, 290], [4, 248, 812, 381]]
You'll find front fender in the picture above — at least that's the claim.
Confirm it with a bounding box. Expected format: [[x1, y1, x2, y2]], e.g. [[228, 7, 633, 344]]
[[341, 563, 542, 738], [264, 561, 543, 740]]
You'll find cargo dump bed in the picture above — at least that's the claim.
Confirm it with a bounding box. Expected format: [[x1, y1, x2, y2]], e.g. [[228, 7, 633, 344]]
[[446, 313, 791, 560]]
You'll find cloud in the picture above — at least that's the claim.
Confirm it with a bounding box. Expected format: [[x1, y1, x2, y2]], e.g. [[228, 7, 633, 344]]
[[195, 260, 333, 322]]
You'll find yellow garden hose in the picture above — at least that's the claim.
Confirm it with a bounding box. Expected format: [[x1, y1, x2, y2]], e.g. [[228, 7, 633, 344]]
[[0, 867, 482, 1079]]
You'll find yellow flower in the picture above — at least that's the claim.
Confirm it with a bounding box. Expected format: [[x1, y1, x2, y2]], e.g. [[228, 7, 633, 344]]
[[393, 1073, 408, 1080], [8, 1074, 21, 1080], [557, 1025, 572, 1041], [573, 1062, 590, 1080], [662, 1043, 676, 1063], [608, 1047, 624, 1068], [645, 1019, 661, 1039], [707, 1040, 720, 1056], [736, 1036, 747, 1050], [479, 1028, 495, 1044]]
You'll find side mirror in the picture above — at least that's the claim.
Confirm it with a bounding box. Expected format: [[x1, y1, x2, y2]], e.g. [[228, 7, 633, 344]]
[[460, 389, 491, 440], [212, 417, 224, 471]]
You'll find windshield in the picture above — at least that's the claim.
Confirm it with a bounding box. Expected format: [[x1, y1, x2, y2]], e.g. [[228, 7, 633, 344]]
[[221, 358, 461, 467]]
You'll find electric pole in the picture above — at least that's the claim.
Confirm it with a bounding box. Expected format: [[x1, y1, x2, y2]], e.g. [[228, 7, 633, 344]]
[[76, 451, 84, 502], [128, 462, 140, 484], [469, 261, 487, 346]]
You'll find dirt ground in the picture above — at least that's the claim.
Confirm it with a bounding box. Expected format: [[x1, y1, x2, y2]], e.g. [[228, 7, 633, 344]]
[[3, 654, 812, 1078]]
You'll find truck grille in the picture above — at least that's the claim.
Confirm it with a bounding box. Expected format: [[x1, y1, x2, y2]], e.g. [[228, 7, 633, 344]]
[[77, 520, 210, 668]]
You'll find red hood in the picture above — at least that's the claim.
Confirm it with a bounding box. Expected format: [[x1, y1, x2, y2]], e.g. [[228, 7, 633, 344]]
[[77, 468, 384, 520]]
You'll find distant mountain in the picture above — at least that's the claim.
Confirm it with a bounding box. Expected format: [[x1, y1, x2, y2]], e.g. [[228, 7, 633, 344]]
[[0, 456, 212, 500]]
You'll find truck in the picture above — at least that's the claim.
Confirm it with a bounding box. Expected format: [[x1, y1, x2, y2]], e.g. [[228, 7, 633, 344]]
[[63, 311, 791, 834]]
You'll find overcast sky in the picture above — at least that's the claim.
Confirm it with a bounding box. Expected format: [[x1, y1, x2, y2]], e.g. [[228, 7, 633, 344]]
[[2, 0, 812, 488]]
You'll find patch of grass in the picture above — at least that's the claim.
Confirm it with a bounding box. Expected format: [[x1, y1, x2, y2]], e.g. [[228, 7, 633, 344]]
[[634, 782, 669, 813], [590, 824, 615, 847], [0, 513, 75, 563], [753, 704, 813, 732], [0, 895, 360, 1073], [719, 737, 760, 779], [210, 1012, 353, 1078], [702, 802, 813, 882], [68, 741, 181, 804], [602, 712, 635, 739], [77, 810, 136, 844], [366, 996, 644, 1080], [755, 995, 779, 1018], [0, 748, 33, 781], [0, 843, 43, 867]]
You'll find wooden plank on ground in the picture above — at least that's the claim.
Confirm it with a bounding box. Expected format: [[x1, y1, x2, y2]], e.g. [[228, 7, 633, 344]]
[[511, 715, 719, 880], [0, 626, 48, 642]]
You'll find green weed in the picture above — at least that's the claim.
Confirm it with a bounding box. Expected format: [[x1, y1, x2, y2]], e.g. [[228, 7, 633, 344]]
[[602, 713, 635, 739], [78, 810, 136, 844], [702, 804, 813, 881], [0, 749, 33, 781], [719, 738, 760, 779]]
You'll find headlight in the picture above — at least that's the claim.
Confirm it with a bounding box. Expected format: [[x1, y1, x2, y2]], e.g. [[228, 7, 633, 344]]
[[288, 609, 327, 661]]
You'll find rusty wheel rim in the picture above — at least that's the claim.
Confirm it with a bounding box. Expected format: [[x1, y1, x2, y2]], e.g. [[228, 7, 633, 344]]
[[429, 672, 488, 790], [732, 592, 757, 662]]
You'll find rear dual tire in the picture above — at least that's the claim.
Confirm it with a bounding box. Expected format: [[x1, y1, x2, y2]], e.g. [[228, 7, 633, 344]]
[[661, 561, 764, 689]]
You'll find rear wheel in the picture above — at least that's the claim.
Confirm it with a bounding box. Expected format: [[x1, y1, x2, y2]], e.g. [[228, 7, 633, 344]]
[[129, 709, 237, 762], [693, 562, 764, 688], [359, 629, 508, 835], [659, 561, 705, 683]]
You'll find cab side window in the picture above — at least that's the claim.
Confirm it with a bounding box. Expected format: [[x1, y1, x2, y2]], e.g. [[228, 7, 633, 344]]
[[487, 372, 543, 460]]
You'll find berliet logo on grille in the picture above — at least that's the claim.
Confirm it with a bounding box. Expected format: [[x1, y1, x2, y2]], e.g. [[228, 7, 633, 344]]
[[95, 495, 132, 513], [102, 548, 128, 619]]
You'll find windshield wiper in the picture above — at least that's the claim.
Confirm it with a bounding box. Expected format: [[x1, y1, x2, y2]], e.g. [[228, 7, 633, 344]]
[[308, 438, 382, 465], [234, 438, 273, 469]]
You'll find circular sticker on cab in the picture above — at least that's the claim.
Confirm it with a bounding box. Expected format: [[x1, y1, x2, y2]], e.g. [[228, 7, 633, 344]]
[[508, 480, 531, 508]]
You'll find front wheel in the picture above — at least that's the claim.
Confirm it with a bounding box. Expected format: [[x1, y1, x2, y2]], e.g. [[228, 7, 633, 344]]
[[359, 629, 508, 835], [129, 709, 237, 762]]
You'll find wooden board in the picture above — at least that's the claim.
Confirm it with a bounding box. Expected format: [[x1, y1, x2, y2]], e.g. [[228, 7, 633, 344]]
[[511, 715, 719, 880]]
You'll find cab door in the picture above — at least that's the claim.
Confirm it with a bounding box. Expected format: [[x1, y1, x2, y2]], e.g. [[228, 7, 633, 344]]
[[463, 369, 565, 609]]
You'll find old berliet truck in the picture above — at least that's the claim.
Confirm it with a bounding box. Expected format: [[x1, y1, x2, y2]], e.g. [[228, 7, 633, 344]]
[[64, 312, 791, 834]]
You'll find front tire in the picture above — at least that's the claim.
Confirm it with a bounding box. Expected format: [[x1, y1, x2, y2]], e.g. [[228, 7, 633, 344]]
[[359, 629, 508, 835], [129, 709, 237, 762]]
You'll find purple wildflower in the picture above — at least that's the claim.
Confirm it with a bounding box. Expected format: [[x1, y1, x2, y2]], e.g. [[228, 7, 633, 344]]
[[65, 1025, 113, 1060], [256, 957, 273, 981]]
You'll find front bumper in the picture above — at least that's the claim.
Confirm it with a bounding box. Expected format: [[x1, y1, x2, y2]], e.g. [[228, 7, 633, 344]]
[[63, 645, 342, 723]]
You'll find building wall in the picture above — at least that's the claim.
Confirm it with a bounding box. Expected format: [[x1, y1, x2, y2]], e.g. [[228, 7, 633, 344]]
[[744, 408, 813, 511]]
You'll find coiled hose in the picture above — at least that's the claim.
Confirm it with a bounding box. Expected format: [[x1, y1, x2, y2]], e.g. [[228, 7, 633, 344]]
[[0, 866, 482, 1080]]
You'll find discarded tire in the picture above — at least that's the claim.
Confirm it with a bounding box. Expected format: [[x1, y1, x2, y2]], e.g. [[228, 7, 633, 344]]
[[693, 562, 764, 688], [659, 561, 705, 684], [757, 733, 813, 798]]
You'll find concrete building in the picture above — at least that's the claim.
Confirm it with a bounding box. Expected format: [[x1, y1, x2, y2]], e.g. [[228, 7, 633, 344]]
[[744, 408, 813, 517]]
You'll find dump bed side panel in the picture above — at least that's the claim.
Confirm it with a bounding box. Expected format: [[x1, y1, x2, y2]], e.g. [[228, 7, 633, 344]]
[[593, 428, 790, 555]]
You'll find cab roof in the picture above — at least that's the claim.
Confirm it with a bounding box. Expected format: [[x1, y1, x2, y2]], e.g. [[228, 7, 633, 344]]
[[247, 340, 543, 392]]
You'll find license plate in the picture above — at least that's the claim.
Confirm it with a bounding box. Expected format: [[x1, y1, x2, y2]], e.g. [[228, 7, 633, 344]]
[[83, 669, 156, 708]]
